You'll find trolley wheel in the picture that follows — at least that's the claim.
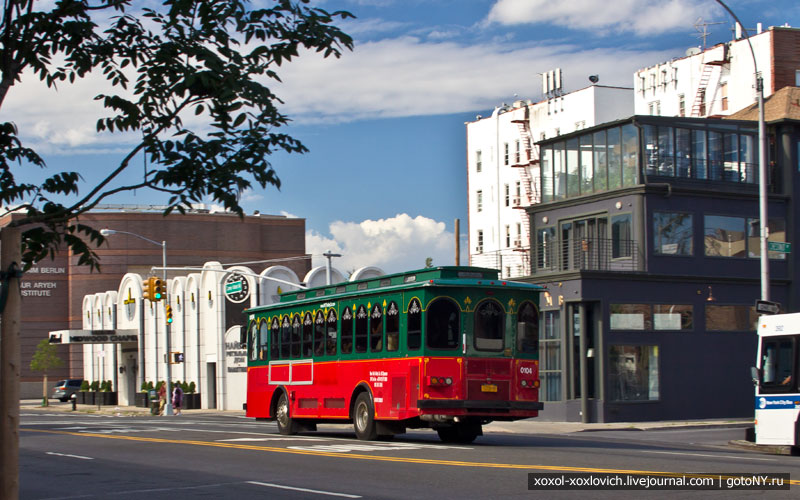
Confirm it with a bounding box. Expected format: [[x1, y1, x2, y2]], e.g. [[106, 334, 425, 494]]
[[436, 422, 481, 444], [353, 392, 378, 440], [275, 392, 297, 435]]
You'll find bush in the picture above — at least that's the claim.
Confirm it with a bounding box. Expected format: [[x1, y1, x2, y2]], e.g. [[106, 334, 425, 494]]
[[141, 381, 149, 392], [90, 381, 99, 392], [80, 380, 90, 392], [188, 381, 196, 394], [181, 381, 190, 393]]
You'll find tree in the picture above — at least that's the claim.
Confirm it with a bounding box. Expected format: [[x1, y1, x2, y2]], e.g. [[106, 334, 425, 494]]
[[0, 2, 353, 497], [29, 339, 64, 407]]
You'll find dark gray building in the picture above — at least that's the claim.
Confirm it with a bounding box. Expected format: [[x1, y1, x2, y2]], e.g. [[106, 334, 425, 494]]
[[526, 89, 800, 422]]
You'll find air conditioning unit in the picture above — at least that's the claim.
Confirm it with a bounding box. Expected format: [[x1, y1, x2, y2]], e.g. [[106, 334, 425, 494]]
[[475, 246, 483, 253], [512, 196, 521, 206], [514, 239, 522, 247]]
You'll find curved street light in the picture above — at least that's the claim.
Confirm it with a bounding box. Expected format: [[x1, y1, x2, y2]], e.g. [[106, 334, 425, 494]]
[[101, 228, 174, 416]]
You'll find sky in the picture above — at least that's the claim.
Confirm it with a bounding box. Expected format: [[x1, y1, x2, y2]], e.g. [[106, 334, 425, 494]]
[[3, 0, 799, 275]]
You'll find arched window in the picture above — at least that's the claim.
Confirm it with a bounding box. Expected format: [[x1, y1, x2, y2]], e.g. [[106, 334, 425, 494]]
[[474, 299, 504, 351], [326, 309, 338, 356], [303, 312, 313, 357], [259, 319, 269, 360], [407, 298, 422, 350], [426, 298, 460, 349], [517, 301, 539, 354], [271, 317, 280, 359], [370, 303, 383, 352], [280, 316, 291, 359], [341, 307, 353, 354], [291, 314, 302, 358], [248, 320, 259, 361], [314, 311, 326, 356], [386, 301, 399, 352], [355, 305, 368, 353]]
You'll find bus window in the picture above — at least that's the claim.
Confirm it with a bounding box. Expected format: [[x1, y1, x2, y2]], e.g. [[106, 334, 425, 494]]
[[517, 302, 539, 354], [271, 317, 280, 359], [426, 298, 460, 350], [303, 313, 313, 357], [407, 298, 422, 350], [291, 314, 302, 358], [386, 301, 399, 352], [280, 316, 291, 359], [314, 311, 326, 356], [341, 307, 353, 354], [326, 309, 338, 355], [475, 299, 504, 351], [248, 321, 258, 361], [761, 338, 795, 391], [355, 305, 368, 353], [259, 319, 269, 360], [370, 304, 383, 352]]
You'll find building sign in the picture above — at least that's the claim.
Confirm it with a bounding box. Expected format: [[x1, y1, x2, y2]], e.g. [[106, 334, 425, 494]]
[[21, 265, 66, 298], [49, 329, 138, 344], [225, 326, 246, 373], [224, 272, 250, 303]]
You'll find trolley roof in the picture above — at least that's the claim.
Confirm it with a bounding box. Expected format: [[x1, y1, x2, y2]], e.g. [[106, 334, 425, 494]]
[[246, 266, 544, 314]]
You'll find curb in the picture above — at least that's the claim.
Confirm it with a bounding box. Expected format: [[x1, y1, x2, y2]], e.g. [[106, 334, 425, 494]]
[[727, 439, 795, 456]]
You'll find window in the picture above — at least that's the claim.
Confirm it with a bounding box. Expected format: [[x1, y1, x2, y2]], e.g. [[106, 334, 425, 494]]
[[678, 94, 685, 117], [355, 305, 368, 353], [540, 311, 561, 401], [611, 214, 632, 259], [610, 303, 651, 330], [476, 190, 483, 212], [610, 303, 692, 331], [721, 82, 728, 111], [280, 316, 291, 358], [505, 225, 511, 248], [474, 299, 504, 351], [516, 301, 538, 354], [291, 314, 302, 358], [407, 298, 422, 350], [476, 230, 484, 253], [504, 184, 510, 207], [386, 301, 399, 352], [504, 142, 509, 166], [706, 305, 757, 331], [476, 150, 482, 172], [426, 298, 460, 350], [536, 227, 556, 270], [748, 218, 787, 261], [653, 212, 693, 255], [609, 345, 659, 401], [515, 140, 521, 164], [580, 134, 593, 194], [566, 138, 579, 197], [759, 337, 796, 393], [653, 304, 693, 330], [704, 215, 746, 257], [341, 307, 353, 354], [370, 303, 383, 352], [302, 312, 313, 357], [326, 310, 338, 355], [248, 321, 259, 361], [314, 311, 326, 356], [259, 319, 269, 360], [271, 317, 280, 359]]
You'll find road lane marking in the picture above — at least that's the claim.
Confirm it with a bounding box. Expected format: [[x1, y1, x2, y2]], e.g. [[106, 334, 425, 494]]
[[247, 481, 361, 498], [642, 450, 778, 462], [46, 451, 93, 460], [22, 429, 800, 486]]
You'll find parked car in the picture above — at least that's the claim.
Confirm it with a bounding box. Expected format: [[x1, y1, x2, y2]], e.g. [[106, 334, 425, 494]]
[[52, 379, 83, 402]]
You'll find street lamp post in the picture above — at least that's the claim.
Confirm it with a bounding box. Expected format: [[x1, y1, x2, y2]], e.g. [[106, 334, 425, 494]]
[[101, 228, 173, 416], [714, 0, 769, 301]]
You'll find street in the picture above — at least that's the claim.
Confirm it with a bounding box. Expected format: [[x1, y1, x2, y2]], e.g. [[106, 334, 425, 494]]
[[19, 411, 798, 499]]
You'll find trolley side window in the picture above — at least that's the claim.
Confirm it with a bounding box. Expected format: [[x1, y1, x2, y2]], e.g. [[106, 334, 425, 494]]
[[370, 303, 384, 352], [760, 336, 797, 393], [326, 309, 338, 356], [314, 311, 326, 356], [259, 319, 269, 360], [303, 313, 313, 357], [355, 305, 368, 353], [291, 314, 302, 358], [248, 320, 259, 361], [474, 299, 504, 351], [517, 301, 539, 355], [407, 298, 422, 350], [426, 298, 460, 350], [270, 317, 280, 359], [341, 307, 354, 354], [280, 316, 291, 359], [386, 301, 400, 352]]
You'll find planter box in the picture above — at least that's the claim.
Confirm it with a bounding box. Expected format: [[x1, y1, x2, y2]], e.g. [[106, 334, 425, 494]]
[[101, 392, 117, 406], [184, 393, 201, 410], [78, 392, 87, 404], [135, 392, 149, 408], [85, 392, 95, 405]]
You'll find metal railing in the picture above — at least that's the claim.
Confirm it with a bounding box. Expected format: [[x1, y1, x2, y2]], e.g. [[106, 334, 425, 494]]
[[534, 237, 643, 274], [470, 248, 531, 279]]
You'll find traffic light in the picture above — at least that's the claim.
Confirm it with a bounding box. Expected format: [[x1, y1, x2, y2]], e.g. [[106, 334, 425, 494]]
[[152, 277, 164, 301], [143, 276, 155, 301], [165, 304, 174, 324]]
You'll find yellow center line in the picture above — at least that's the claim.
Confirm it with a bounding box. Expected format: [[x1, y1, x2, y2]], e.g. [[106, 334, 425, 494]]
[[23, 428, 800, 485]]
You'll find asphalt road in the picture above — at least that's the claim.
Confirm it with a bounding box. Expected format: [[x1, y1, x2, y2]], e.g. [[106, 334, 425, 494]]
[[19, 412, 799, 499]]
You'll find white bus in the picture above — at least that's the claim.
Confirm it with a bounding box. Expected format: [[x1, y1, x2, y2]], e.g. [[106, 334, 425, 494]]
[[753, 313, 800, 448]]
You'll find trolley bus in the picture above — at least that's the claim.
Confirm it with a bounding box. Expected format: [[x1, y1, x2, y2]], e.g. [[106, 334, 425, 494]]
[[753, 313, 800, 448], [243, 266, 544, 443]]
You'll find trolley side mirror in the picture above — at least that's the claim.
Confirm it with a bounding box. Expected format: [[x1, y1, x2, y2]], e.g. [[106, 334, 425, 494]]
[[750, 366, 760, 386]]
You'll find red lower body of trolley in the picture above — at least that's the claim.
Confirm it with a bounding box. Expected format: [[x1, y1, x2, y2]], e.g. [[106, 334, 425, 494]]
[[245, 356, 542, 443]]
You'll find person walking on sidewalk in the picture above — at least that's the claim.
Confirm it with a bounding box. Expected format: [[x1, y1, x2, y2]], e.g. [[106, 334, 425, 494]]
[[172, 384, 184, 416], [157, 383, 167, 416]]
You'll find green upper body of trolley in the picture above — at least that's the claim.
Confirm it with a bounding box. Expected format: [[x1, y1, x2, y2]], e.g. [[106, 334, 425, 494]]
[[244, 267, 545, 365]]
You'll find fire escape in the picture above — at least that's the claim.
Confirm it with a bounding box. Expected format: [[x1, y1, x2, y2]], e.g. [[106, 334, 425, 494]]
[[691, 45, 729, 117], [509, 105, 539, 275]]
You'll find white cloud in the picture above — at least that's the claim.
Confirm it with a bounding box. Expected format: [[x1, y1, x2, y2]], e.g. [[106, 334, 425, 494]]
[[305, 213, 461, 274], [486, 0, 715, 35]]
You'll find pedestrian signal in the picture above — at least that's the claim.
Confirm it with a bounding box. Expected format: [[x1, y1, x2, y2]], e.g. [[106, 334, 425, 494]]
[[165, 304, 174, 324], [172, 352, 185, 364]]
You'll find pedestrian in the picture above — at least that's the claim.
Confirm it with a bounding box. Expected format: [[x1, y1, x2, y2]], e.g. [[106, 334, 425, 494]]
[[172, 384, 184, 416], [157, 383, 167, 416]]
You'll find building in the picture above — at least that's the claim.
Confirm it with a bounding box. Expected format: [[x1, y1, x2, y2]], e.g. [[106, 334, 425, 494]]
[[635, 25, 800, 118], [4, 207, 309, 400], [466, 75, 633, 279]]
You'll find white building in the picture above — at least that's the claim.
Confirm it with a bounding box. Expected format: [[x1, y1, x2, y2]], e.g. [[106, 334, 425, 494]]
[[635, 24, 800, 118], [466, 75, 633, 278]]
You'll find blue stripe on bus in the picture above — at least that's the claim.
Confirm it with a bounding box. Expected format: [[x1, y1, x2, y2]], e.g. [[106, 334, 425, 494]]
[[756, 395, 800, 409]]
